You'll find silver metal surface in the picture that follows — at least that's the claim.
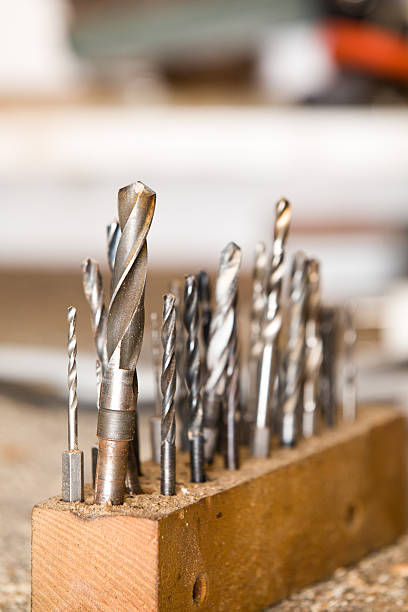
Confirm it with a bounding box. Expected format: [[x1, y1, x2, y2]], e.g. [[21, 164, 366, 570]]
[[161, 293, 177, 495], [204, 242, 242, 463], [251, 199, 291, 457], [280, 252, 308, 447], [184, 275, 205, 482], [106, 220, 120, 275], [62, 450, 84, 503], [342, 303, 357, 423], [302, 259, 323, 438], [170, 279, 189, 451], [81, 258, 107, 390], [319, 306, 338, 428], [150, 311, 162, 463], [95, 181, 155, 504], [225, 300, 240, 470]]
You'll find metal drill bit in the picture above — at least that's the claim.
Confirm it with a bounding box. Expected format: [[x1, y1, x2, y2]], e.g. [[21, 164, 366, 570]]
[[95, 181, 156, 505], [197, 270, 212, 357], [184, 274, 205, 482], [170, 279, 189, 451], [161, 294, 177, 495], [251, 199, 291, 457], [245, 241, 268, 441], [319, 307, 338, 428], [225, 296, 240, 470], [81, 258, 107, 389], [150, 311, 162, 464], [303, 259, 323, 438], [203, 242, 242, 463], [62, 306, 84, 502], [106, 220, 121, 275], [280, 252, 308, 447], [342, 303, 357, 423]]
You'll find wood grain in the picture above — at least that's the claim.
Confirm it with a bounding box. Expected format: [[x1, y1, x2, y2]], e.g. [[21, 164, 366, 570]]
[[32, 406, 406, 611]]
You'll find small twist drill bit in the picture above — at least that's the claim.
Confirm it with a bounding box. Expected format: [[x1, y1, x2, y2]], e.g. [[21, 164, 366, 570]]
[[204, 242, 242, 463], [161, 294, 177, 495], [225, 297, 240, 470], [170, 279, 189, 451], [342, 303, 357, 423], [150, 311, 162, 464], [245, 242, 268, 440], [303, 259, 323, 438], [62, 306, 84, 502], [319, 307, 338, 428], [184, 274, 205, 482], [197, 270, 212, 355], [81, 258, 107, 389], [95, 181, 156, 505], [107, 220, 121, 275], [251, 199, 291, 457], [280, 252, 308, 447]]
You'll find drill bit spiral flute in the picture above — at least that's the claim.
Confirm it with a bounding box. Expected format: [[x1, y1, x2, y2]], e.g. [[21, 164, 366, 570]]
[[160, 294, 177, 495], [94, 182, 156, 505], [203, 242, 242, 464], [251, 199, 291, 457]]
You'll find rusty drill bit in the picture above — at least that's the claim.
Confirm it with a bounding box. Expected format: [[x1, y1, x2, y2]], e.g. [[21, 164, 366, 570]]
[[184, 274, 205, 482], [106, 220, 121, 275], [251, 199, 291, 457], [303, 259, 323, 438], [203, 242, 242, 463], [245, 241, 268, 441], [161, 294, 177, 495], [225, 295, 240, 470], [342, 303, 357, 423], [62, 306, 84, 502], [150, 311, 162, 464], [280, 252, 308, 447], [95, 181, 155, 505], [170, 279, 189, 450]]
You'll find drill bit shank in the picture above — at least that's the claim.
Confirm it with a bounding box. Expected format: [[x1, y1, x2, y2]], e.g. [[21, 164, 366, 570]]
[[161, 294, 177, 495]]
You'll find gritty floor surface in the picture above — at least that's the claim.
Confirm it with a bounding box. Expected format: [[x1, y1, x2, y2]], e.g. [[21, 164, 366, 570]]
[[1, 393, 408, 611]]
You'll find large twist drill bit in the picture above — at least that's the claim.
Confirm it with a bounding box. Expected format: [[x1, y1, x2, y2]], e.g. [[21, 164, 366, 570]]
[[161, 294, 177, 495], [225, 295, 240, 470], [280, 252, 308, 447], [62, 306, 84, 502], [95, 181, 156, 505], [184, 275, 205, 482], [170, 279, 189, 451], [303, 258, 323, 438], [251, 199, 291, 457], [203, 242, 242, 463]]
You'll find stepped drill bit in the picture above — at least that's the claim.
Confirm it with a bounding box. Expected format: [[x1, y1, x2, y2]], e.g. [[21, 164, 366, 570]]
[[62, 307, 84, 502], [251, 199, 291, 457], [303, 259, 323, 438], [203, 242, 242, 463], [107, 220, 121, 275], [225, 296, 240, 470], [184, 275, 205, 482], [319, 307, 338, 428], [342, 303, 357, 423], [95, 181, 155, 505], [150, 312, 162, 464], [161, 294, 177, 495], [280, 252, 308, 447], [245, 242, 268, 441], [170, 279, 189, 450]]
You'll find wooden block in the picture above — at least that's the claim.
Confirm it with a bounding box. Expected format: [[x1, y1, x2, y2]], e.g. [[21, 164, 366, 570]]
[[32, 406, 406, 611]]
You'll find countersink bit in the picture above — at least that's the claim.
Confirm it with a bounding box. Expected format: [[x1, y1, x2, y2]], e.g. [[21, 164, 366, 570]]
[[203, 242, 242, 464], [170, 279, 189, 451], [95, 181, 155, 505], [184, 274, 205, 482], [107, 220, 121, 275], [280, 252, 308, 447], [225, 298, 240, 470], [245, 242, 268, 441], [150, 312, 162, 464], [161, 294, 177, 495], [319, 307, 338, 428], [251, 199, 291, 457], [62, 306, 84, 502], [342, 304, 357, 423], [302, 259, 323, 438]]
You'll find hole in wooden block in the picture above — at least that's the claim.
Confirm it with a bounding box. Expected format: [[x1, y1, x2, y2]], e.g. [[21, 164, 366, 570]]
[[345, 501, 362, 529], [192, 572, 208, 605]]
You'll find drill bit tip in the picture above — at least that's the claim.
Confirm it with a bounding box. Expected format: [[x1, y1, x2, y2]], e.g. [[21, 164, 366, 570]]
[[274, 198, 291, 242]]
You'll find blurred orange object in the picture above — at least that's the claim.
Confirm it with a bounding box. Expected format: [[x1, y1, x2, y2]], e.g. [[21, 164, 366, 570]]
[[323, 19, 408, 83]]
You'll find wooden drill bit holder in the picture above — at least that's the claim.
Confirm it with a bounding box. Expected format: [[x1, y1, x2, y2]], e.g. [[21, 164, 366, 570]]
[[31, 405, 406, 612]]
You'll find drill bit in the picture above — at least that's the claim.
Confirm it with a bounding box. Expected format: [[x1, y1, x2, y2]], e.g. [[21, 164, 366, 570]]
[[95, 181, 155, 505], [161, 293, 177, 495], [184, 274, 205, 482], [81, 258, 107, 390], [342, 303, 357, 423], [106, 220, 121, 275], [197, 270, 212, 364], [319, 307, 338, 428], [302, 259, 323, 438], [280, 252, 308, 447], [225, 296, 240, 470], [150, 311, 162, 464], [203, 242, 242, 463], [245, 242, 268, 441], [251, 199, 291, 457], [62, 306, 84, 502], [170, 279, 189, 451]]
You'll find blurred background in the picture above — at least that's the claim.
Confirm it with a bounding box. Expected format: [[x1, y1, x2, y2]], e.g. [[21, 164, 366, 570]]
[[2, 0, 408, 608]]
